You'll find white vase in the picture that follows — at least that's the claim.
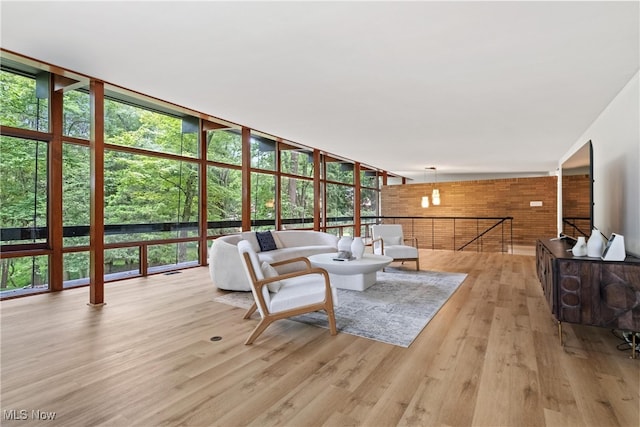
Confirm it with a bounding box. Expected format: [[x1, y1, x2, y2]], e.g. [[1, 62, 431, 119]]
[[572, 236, 587, 257], [338, 236, 353, 252], [351, 237, 365, 260], [587, 228, 604, 258]]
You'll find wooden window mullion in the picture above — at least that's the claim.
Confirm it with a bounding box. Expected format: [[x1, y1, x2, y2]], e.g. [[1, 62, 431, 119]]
[[89, 80, 105, 305]]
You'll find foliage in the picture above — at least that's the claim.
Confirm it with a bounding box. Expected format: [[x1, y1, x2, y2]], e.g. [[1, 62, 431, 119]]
[[0, 70, 48, 131], [0, 68, 378, 292]]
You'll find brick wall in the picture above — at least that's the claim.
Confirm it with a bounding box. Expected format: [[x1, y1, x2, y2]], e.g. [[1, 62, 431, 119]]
[[381, 176, 558, 249]]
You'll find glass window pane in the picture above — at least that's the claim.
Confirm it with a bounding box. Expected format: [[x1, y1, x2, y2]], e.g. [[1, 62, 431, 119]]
[[326, 161, 353, 184], [104, 151, 199, 243], [280, 149, 314, 177], [104, 98, 198, 157], [207, 166, 242, 236], [360, 170, 378, 188], [0, 255, 49, 297], [207, 128, 242, 165], [326, 183, 354, 227], [63, 252, 89, 288], [251, 133, 275, 170], [148, 242, 199, 273], [360, 188, 379, 217], [105, 247, 140, 280], [251, 172, 276, 230], [0, 136, 48, 245], [281, 177, 314, 229], [63, 89, 90, 139], [63, 143, 90, 247], [0, 69, 48, 132]]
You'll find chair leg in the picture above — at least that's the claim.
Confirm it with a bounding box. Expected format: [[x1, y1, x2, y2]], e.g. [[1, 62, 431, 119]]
[[416, 258, 420, 270], [243, 302, 258, 319], [326, 306, 337, 336], [245, 318, 272, 345]]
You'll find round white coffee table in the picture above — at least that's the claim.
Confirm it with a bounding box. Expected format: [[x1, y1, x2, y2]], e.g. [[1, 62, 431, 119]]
[[307, 253, 393, 291]]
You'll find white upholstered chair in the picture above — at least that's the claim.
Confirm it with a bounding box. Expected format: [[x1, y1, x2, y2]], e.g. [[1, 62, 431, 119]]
[[237, 240, 338, 345], [371, 224, 420, 270]]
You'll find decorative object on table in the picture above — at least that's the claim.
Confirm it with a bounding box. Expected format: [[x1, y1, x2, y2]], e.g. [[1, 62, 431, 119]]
[[351, 237, 365, 259], [215, 269, 468, 347], [602, 233, 626, 261], [587, 227, 605, 257], [335, 250, 354, 261], [338, 235, 353, 252], [571, 236, 587, 257]]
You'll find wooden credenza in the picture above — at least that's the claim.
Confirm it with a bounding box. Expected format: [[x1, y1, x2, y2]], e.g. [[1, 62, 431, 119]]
[[536, 238, 640, 333]]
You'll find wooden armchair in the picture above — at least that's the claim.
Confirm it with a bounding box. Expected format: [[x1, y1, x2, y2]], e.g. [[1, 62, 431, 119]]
[[237, 240, 338, 345], [371, 224, 420, 270]]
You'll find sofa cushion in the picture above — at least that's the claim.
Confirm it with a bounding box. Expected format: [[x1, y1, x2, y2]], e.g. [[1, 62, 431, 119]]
[[259, 245, 336, 265], [384, 245, 418, 259], [256, 231, 278, 252], [269, 274, 337, 314], [275, 231, 338, 248], [258, 245, 336, 275], [271, 232, 284, 249], [241, 232, 261, 253]]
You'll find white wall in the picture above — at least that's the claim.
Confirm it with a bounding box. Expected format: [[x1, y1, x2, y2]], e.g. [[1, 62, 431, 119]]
[[560, 71, 640, 256]]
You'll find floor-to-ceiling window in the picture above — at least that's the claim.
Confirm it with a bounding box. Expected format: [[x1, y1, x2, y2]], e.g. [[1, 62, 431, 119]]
[[0, 52, 387, 299], [102, 97, 200, 276], [360, 166, 380, 239], [324, 156, 355, 236], [60, 88, 91, 286], [279, 143, 315, 229], [206, 126, 243, 236], [0, 67, 50, 295], [250, 131, 277, 231]]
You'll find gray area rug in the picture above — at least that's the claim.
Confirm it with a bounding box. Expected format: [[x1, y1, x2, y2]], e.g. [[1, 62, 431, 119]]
[[214, 269, 467, 347]]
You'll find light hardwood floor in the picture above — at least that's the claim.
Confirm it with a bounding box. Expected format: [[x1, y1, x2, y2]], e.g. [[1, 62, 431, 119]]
[[1, 250, 638, 427]]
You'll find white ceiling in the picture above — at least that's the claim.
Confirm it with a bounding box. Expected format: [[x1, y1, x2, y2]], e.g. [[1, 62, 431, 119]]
[[2, 1, 638, 182]]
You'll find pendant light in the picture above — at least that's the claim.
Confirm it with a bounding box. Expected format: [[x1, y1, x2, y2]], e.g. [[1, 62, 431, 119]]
[[421, 167, 429, 208], [431, 167, 440, 205]]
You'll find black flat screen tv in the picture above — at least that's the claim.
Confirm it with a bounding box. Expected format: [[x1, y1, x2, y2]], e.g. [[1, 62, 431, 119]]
[[560, 140, 593, 240]]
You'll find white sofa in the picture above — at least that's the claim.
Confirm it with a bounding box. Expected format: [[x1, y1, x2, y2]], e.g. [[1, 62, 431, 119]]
[[208, 230, 338, 291]]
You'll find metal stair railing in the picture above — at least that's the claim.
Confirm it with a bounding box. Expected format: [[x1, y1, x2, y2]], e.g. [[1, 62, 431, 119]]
[[456, 217, 514, 252], [362, 216, 514, 254], [562, 217, 590, 238]]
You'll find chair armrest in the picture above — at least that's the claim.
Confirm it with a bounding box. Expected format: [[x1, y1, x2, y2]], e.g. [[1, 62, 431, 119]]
[[372, 237, 385, 252], [257, 267, 328, 284], [270, 256, 312, 269], [403, 236, 419, 249]]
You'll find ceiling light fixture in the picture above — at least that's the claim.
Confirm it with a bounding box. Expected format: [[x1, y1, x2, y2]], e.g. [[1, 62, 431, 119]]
[[421, 167, 440, 208], [421, 167, 429, 208], [431, 167, 441, 206]]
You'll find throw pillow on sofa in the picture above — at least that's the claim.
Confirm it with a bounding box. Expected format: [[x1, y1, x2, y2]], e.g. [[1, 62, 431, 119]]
[[261, 262, 282, 293], [256, 231, 278, 252]]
